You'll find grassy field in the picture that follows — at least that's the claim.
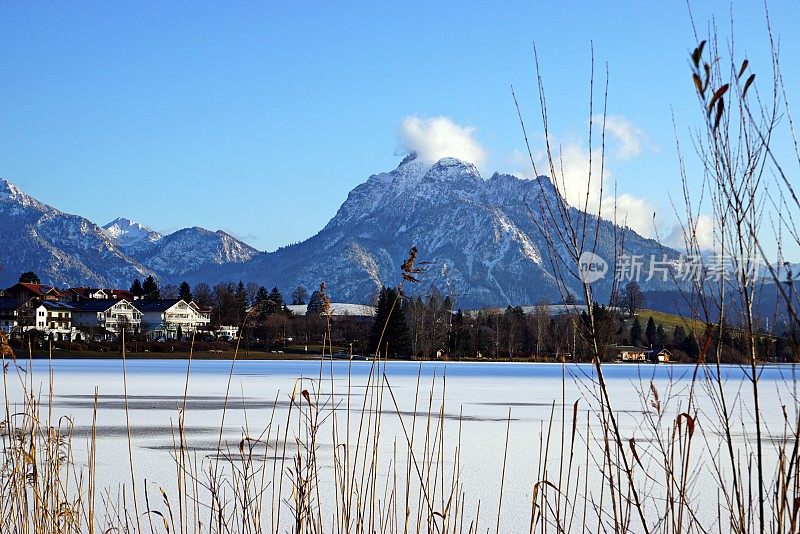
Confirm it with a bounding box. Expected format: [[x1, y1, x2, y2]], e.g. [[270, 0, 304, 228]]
[[636, 308, 705, 334]]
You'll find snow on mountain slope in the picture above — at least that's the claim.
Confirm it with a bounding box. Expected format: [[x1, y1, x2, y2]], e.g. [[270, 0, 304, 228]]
[[0, 178, 154, 287], [0, 179, 260, 287], [193, 154, 678, 308], [102, 217, 163, 254], [133, 227, 259, 277]]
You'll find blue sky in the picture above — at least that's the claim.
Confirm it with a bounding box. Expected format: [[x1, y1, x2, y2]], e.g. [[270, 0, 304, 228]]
[[1, 1, 798, 255]]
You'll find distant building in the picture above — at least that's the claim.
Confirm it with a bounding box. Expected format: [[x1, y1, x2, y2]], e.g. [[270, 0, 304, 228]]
[[0, 297, 36, 335], [614, 345, 648, 362], [136, 299, 211, 340], [189, 301, 212, 323], [72, 299, 142, 340], [214, 325, 239, 340], [653, 348, 672, 363], [65, 287, 110, 302], [34, 301, 75, 341], [66, 287, 137, 303], [4, 283, 66, 303], [286, 303, 376, 318]]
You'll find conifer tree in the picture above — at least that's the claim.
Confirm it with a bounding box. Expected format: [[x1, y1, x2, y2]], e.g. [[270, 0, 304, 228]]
[[630, 317, 643, 346], [142, 276, 160, 300], [369, 286, 411, 358], [179, 281, 192, 302], [130, 278, 143, 297], [645, 317, 657, 347]]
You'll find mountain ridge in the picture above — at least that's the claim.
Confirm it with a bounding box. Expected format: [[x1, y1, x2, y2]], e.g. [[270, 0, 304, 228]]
[[0, 178, 259, 288], [185, 154, 677, 307], [1, 157, 678, 307]]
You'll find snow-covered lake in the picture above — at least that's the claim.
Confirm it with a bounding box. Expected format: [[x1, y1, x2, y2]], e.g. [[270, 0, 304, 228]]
[[3, 359, 797, 532]]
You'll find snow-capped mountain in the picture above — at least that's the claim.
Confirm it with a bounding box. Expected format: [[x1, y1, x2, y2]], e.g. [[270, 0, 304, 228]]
[[196, 154, 678, 308], [129, 226, 259, 277], [0, 178, 154, 287], [102, 217, 163, 254], [1, 156, 677, 306], [0, 179, 259, 288]]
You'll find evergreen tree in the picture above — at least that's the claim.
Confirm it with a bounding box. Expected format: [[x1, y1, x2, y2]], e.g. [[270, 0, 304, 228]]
[[369, 287, 411, 358], [235, 281, 248, 323], [19, 271, 40, 284], [253, 286, 271, 319], [645, 317, 657, 347], [130, 278, 144, 297], [179, 281, 192, 302], [673, 325, 687, 348], [269, 287, 285, 312], [656, 324, 668, 347], [682, 332, 700, 359], [306, 290, 324, 316], [291, 285, 308, 305], [142, 276, 160, 300], [630, 318, 643, 345]]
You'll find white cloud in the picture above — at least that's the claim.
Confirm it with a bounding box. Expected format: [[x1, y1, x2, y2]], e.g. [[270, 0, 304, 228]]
[[532, 131, 656, 237], [602, 115, 650, 160], [399, 116, 487, 166], [665, 214, 716, 251], [601, 193, 657, 237]]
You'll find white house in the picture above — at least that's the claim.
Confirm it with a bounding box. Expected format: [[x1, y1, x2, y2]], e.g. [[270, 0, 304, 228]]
[[136, 299, 211, 340], [214, 325, 239, 340], [34, 301, 76, 341], [72, 299, 142, 339]]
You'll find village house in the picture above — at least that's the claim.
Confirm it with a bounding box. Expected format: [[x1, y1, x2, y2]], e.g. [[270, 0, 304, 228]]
[[189, 301, 212, 322], [0, 297, 36, 335], [653, 348, 672, 363], [614, 345, 649, 362], [65, 287, 110, 302], [4, 283, 67, 303], [34, 301, 75, 341], [65, 287, 138, 303], [71, 299, 142, 340], [136, 299, 211, 340], [214, 325, 240, 340]]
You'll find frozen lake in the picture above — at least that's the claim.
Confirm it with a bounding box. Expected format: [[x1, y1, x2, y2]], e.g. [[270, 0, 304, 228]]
[[2, 358, 797, 532]]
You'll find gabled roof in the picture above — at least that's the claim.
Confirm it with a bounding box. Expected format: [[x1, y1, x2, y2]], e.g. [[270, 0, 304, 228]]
[[66, 287, 106, 298], [73, 299, 135, 313], [106, 289, 135, 301], [6, 283, 65, 298], [189, 301, 212, 313], [134, 299, 184, 312], [39, 301, 75, 311]]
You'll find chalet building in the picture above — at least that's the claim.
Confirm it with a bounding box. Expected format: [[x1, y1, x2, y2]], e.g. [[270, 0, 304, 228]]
[[65, 287, 110, 302], [652, 348, 672, 363], [71, 299, 142, 339], [34, 301, 75, 341], [4, 283, 66, 303], [189, 301, 212, 322], [136, 299, 211, 340], [614, 345, 649, 362], [65, 287, 138, 303], [0, 297, 36, 335]]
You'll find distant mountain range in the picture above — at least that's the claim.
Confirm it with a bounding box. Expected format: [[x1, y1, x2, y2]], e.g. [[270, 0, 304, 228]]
[[0, 179, 257, 288], [1, 155, 678, 307]]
